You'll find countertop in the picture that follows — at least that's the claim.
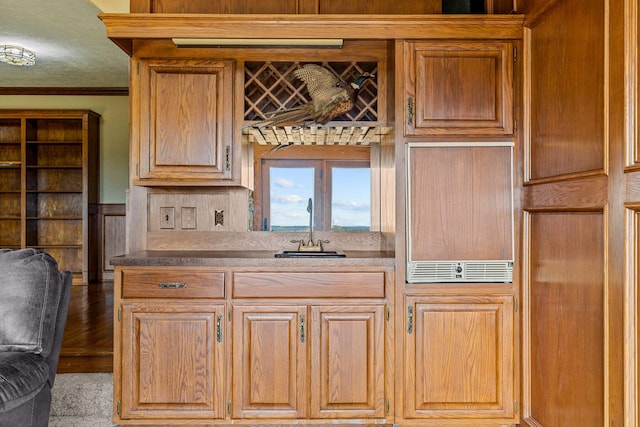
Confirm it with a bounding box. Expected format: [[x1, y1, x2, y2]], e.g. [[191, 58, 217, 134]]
[[111, 250, 396, 267]]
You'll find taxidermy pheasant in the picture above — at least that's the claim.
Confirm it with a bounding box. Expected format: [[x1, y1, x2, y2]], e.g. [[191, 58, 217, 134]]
[[255, 64, 375, 128]]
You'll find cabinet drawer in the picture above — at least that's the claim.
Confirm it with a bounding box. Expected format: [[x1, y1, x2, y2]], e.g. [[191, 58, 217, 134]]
[[121, 269, 225, 298], [233, 272, 385, 298]]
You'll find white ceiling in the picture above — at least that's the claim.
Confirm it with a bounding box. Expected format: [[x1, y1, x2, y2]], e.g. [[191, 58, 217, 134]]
[[0, 0, 130, 88]]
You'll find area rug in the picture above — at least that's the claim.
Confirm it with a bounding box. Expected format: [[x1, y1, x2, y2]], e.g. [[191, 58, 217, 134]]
[[49, 373, 116, 426]]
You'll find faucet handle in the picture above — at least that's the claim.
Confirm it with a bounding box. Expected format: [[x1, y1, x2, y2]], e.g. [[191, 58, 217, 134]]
[[317, 239, 330, 251]]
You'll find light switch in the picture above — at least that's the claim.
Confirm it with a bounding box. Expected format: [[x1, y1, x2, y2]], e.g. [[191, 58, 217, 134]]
[[181, 207, 197, 229]]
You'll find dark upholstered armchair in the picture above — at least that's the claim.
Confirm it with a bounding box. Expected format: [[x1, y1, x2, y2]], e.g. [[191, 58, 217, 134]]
[[0, 249, 72, 427]]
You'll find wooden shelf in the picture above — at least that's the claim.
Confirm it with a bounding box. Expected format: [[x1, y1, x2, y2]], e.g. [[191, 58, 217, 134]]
[[0, 110, 100, 284], [244, 125, 393, 146]]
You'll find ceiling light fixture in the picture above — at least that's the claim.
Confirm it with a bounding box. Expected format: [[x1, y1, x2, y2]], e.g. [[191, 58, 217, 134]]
[[0, 45, 36, 66]]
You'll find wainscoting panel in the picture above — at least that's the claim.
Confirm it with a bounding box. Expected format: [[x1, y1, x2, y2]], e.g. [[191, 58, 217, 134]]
[[98, 204, 126, 282], [523, 211, 605, 426]]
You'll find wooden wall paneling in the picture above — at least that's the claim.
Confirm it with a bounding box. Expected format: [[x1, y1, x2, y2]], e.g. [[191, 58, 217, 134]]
[[522, 0, 626, 425], [626, 203, 640, 427], [151, 0, 306, 13], [99, 204, 126, 281], [525, 0, 605, 182], [523, 211, 605, 426], [318, 0, 441, 14], [627, 0, 640, 169], [626, 0, 640, 424], [130, 0, 442, 14]]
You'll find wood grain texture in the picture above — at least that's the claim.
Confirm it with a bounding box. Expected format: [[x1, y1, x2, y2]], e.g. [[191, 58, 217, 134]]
[[0, 110, 100, 283], [121, 268, 225, 298], [404, 41, 514, 136], [233, 271, 385, 298], [526, 0, 605, 181], [232, 305, 307, 418], [404, 295, 514, 421], [408, 144, 513, 262], [100, 15, 525, 57], [310, 305, 385, 418], [58, 282, 114, 373], [120, 302, 225, 419], [136, 59, 234, 183], [99, 203, 126, 281], [525, 212, 605, 426]]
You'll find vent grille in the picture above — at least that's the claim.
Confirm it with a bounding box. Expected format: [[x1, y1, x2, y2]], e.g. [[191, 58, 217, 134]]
[[407, 261, 513, 283]]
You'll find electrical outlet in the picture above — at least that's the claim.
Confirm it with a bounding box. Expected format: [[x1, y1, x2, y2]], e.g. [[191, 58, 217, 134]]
[[159, 207, 175, 229], [182, 207, 197, 229], [215, 209, 224, 227]]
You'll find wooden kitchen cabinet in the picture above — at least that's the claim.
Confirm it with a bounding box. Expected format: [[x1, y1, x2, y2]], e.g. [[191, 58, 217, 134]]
[[120, 302, 226, 419], [134, 58, 235, 185], [404, 294, 516, 422], [232, 303, 386, 420], [115, 267, 227, 421], [115, 265, 393, 424], [231, 270, 390, 421], [309, 304, 386, 418], [231, 305, 308, 419], [403, 40, 514, 136]]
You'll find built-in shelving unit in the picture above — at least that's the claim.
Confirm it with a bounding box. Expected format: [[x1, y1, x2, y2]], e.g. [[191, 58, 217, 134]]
[[0, 110, 100, 284]]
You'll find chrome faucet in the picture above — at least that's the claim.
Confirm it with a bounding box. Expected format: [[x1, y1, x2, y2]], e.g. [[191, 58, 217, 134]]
[[291, 198, 329, 252]]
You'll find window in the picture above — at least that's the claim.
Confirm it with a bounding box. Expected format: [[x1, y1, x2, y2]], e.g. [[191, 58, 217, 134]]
[[253, 145, 371, 232]]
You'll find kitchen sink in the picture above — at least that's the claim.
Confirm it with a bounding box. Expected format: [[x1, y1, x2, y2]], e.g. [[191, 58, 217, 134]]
[[275, 251, 346, 258]]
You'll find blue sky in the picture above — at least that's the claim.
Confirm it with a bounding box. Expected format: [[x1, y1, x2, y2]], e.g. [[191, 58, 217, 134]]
[[269, 167, 371, 229]]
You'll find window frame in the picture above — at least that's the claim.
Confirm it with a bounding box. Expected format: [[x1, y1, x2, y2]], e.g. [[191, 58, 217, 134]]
[[253, 144, 371, 231]]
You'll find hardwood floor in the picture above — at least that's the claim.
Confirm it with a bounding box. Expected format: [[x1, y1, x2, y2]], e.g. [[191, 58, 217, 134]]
[[57, 282, 114, 373]]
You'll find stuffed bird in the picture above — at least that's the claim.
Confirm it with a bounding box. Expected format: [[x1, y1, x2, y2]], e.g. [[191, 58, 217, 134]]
[[254, 64, 374, 128]]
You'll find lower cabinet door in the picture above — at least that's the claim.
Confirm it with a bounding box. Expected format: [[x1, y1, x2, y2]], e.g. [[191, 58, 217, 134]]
[[120, 302, 226, 419], [232, 305, 308, 419], [310, 304, 386, 418], [404, 295, 515, 422]]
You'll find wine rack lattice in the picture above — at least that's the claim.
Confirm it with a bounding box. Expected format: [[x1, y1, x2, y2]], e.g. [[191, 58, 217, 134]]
[[244, 61, 379, 123], [244, 61, 385, 145]]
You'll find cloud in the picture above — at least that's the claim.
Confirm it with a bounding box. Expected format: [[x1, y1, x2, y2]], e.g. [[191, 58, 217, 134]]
[[274, 178, 296, 188], [332, 200, 370, 211], [272, 194, 306, 204]]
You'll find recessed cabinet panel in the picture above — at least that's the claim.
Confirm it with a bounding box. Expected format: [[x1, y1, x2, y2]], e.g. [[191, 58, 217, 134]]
[[310, 305, 385, 418], [137, 59, 234, 184], [404, 295, 514, 421], [404, 41, 513, 136], [121, 302, 225, 419], [232, 305, 308, 419]]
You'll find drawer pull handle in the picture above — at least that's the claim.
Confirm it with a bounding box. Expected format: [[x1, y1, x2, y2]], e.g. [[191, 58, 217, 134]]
[[159, 282, 187, 289]]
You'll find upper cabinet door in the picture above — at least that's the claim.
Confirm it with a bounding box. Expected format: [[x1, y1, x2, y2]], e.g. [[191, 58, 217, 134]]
[[135, 59, 234, 185], [403, 41, 514, 136]]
